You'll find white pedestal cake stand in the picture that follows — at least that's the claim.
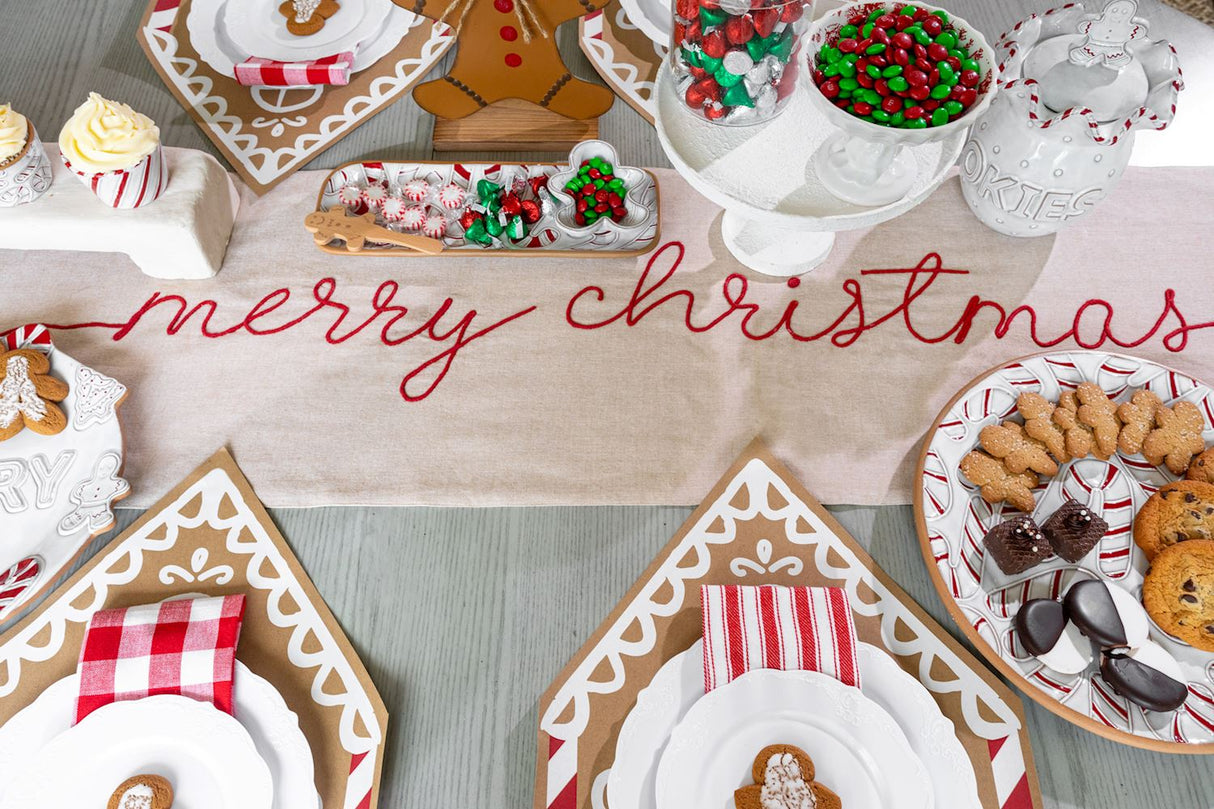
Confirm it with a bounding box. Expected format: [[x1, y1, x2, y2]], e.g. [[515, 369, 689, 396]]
[[654, 67, 967, 276]]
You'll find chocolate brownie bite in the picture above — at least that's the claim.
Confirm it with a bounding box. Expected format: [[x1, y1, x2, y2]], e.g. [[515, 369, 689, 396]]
[[984, 516, 1051, 575], [1042, 499, 1108, 563]]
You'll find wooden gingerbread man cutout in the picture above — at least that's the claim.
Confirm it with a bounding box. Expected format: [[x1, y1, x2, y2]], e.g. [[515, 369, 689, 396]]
[[398, 0, 614, 120]]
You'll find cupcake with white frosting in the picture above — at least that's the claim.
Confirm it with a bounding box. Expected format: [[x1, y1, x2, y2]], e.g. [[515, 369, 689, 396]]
[[59, 93, 167, 209], [0, 103, 53, 207]]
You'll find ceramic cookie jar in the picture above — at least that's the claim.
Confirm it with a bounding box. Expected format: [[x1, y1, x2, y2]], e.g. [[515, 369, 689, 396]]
[[0, 324, 130, 621], [958, 0, 1182, 237]]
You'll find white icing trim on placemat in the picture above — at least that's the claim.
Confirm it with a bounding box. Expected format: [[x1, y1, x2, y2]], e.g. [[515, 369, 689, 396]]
[[140, 0, 453, 189], [0, 466, 382, 809]]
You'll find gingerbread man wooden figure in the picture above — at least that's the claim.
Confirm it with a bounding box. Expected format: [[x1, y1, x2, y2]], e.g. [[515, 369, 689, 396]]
[[398, 0, 615, 120]]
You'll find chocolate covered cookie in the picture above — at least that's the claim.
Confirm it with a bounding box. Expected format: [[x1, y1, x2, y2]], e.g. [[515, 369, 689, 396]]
[[984, 516, 1050, 575], [1143, 539, 1214, 652], [1041, 499, 1107, 563], [1133, 480, 1214, 561]]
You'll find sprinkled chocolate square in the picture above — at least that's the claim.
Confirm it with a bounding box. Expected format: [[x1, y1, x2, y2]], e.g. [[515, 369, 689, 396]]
[[984, 516, 1051, 575], [1042, 499, 1108, 563]]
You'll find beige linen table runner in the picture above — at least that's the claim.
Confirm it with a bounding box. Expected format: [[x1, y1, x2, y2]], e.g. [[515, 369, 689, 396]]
[[1, 165, 1210, 507]]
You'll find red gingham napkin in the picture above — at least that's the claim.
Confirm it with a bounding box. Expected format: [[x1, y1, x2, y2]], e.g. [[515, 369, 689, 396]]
[[234, 51, 354, 87], [75, 595, 246, 724], [701, 585, 861, 692]]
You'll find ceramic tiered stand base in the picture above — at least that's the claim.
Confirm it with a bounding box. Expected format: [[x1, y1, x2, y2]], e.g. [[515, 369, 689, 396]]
[[654, 67, 966, 276]]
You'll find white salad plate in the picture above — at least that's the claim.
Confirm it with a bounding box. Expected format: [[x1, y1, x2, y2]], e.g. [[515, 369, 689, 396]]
[[0, 663, 318, 809], [612, 640, 978, 809], [1, 695, 274, 809], [188, 0, 411, 77], [653, 668, 934, 809], [617, 0, 670, 48]]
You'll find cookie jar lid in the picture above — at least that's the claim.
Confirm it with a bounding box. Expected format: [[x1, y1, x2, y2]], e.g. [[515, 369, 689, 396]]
[[992, 1, 1182, 143]]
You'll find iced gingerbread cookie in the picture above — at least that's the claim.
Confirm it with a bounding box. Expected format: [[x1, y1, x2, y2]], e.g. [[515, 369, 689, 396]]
[[0, 324, 129, 621], [1017, 393, 1070, 464], [1053, 391, 1102, 460], [279, 0, 341, 36], [980, 421, 1059, 476], [1133, 480, 1214, 561], [0, 349, 68, 440], [1143, 539, 1214, 652], [107, 774, 173, 809], [1116, 389, 1161, 455], [734, 745, 841, 809]]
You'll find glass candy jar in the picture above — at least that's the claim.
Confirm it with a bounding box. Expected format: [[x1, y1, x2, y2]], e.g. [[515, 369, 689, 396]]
[[670, 0, 810, 125]]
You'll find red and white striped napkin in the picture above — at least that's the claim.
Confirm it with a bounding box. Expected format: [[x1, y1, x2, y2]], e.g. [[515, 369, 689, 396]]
[[75, 595, 246, 724], [701, 584, 861, 692], [235, 51, 354, 86]]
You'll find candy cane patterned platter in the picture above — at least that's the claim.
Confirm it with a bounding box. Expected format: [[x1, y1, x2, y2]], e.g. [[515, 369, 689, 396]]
[[0, 324, 129, 623], [916, 351, 1214, 752], [314, 149, 661, 258]]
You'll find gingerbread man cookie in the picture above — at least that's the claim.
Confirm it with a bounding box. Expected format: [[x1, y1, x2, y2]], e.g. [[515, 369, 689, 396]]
[[1017, 393, 1070, 464], [107, 774, 173, 809], [734, 745, 841, 809], [980, 421, 1059, 477], [1051, 391, 1096, 459], [1076, 382, 1121, 459], [1116, 389, 1161, 455], [1143, 400, 1206, 475], [0, 349, 68, 441], [279, 0, 341, 36], [402, 0, 614, 120], [960, 451, 1039, 513]]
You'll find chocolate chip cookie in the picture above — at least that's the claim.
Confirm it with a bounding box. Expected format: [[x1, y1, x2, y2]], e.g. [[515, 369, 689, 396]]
[[1132, 480, 1214, 562], [1143, 538, 1214, 652]]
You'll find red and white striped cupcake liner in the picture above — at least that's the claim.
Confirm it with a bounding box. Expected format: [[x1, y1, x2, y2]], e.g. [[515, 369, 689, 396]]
[[0, 123, 53, 208], [63, 143, 168, 209]]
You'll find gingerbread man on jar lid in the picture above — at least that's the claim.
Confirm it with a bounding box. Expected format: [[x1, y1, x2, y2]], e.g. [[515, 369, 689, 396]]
[[399, 0, 615, 120]]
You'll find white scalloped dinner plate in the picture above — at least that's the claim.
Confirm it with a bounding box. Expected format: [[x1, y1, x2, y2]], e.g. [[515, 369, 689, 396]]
[[1, 695, 273, 809], [653, 669, 933, 809], [916, 350, 1214, 750], [226, 0, 390, 60], [0, 663, 318, 809], [611, 641, 975, 809]]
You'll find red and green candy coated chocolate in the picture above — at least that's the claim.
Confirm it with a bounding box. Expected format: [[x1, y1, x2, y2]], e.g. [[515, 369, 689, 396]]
[[812, 5, 982, 128], [564, 157, 628, 226], [674, 0, 803, 118]]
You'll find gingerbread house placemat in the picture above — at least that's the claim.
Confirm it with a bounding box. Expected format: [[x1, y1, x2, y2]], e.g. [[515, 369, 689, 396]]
[[580, 6, 661, 123], [137, 0, 453, 194], [534, 439, 1042, 809], [0, 448, 389, 809]]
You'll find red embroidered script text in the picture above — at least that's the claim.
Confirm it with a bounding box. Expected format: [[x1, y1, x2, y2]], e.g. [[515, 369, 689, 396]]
[[50, 243, 1210, 402]]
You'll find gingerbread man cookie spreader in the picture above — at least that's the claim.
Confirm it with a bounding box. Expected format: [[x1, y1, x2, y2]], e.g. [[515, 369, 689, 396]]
[[400, 0, 614, 120]]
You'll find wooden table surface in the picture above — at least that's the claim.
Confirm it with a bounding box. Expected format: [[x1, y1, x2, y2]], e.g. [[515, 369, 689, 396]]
[[2, 1, 1214, 808]]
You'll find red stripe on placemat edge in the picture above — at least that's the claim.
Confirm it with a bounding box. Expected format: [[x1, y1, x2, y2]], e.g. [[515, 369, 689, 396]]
[[988, 736, 1007, 758], [548, 734, 576, 809], [349, 751, 372, 809], [1003, 774, 1033, 809]]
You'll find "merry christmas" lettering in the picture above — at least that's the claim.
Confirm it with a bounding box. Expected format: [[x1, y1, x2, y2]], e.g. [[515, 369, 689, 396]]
[[46, 243, 1212, 402]]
